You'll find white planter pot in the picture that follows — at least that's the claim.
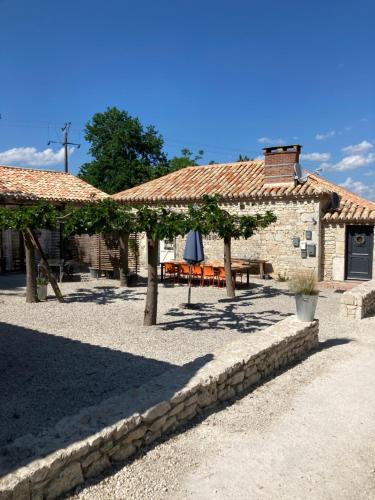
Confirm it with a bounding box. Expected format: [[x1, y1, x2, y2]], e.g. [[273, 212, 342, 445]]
[[295, 294, 318, 322], [37, 284, 48, 301], [89, 268, 99, 278]]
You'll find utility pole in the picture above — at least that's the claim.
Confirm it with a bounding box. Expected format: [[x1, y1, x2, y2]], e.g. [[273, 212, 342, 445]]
[[48, 122, 80, 173]]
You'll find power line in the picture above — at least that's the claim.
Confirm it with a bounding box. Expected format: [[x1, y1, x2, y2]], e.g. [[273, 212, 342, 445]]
[[0, 117, 261, 160], [47, 122, 80, 173]]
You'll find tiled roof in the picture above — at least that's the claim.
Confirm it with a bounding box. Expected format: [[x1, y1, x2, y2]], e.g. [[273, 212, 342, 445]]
[[308, 173, 375, 222], [113, 161, 324, 202], [0, 165, 107, 203], [113, 161, 375, 222]]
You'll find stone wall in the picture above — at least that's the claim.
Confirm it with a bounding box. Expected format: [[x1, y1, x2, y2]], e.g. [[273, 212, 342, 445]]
[[321, 223, 346, 281], [340, 280, 375, 319], [0, 317, 319, 500], [174, 199, 322, 279]]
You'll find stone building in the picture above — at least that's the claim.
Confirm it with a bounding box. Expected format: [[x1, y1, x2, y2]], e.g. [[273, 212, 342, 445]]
[[114, 145, 375, 282], [0, 165, 106, 272]]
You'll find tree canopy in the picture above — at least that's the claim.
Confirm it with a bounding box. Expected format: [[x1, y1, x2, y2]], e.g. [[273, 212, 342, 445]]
[[78, 107, 168, 194], [187, 195, 276, 239], [78, 108, 210, 194], [63, 198, 136, 237], [0, 202, 58, 231], [237, 154, 253, 162], [168, 148, 204, 173], [77, 107, 260, 195]]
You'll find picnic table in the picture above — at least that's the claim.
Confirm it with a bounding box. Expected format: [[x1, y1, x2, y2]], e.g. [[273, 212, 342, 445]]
[[160, 258, 266, 285]]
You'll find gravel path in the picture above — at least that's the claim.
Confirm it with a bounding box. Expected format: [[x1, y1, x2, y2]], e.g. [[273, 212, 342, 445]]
[[66, 298, 375, 500], [2, 272, 370, 496], [0, 274, 292, 455]]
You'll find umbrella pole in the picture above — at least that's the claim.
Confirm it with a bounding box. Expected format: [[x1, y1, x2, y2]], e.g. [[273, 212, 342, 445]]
[[188, 264, 192, 305]]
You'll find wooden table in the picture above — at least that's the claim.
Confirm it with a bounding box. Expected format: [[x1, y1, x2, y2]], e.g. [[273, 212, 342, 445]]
[[248, 259, 266, 279], [160, 260, 262, 286]]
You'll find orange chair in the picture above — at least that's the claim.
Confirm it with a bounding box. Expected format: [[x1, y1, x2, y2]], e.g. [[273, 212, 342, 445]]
[[201, 265, 215, 287], [179, 263, 190, 281], [164, 262, 177, 282], [217, 267, 236, 288], [192, 264, 202, 283]]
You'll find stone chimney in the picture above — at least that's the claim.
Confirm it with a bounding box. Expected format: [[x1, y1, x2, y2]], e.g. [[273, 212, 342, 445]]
[[263, 144, 301, 187]]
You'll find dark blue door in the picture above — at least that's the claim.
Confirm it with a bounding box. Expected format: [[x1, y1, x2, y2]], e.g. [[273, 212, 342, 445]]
[[346, 225, 373, 280]]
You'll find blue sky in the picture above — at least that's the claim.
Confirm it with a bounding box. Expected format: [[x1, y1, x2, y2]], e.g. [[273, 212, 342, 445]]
[[0, 0, 374, 197]]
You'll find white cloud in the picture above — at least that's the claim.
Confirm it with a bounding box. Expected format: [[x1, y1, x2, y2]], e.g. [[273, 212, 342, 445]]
[[333, 153, 375, 171], [0, 146, 75, 167], [301, 152, 331, 162], [340, 177, 375, 201], [257, 137, 285, 145], [342, 140, 373, 154], [315, 130, 336, 140]]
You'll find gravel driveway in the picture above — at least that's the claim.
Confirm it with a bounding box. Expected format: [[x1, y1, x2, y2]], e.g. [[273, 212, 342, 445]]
[[65, 291, 375, 500], [2, 272, 371, 496], [0, 273, 292, 472]]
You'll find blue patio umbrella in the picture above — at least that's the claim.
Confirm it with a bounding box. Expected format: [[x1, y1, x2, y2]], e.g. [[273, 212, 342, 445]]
[[183, 230, 204, 306]]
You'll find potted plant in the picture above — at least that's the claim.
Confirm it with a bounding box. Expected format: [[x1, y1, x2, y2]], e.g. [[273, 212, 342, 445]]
[[89, 267, 99, 279], [36, 276, 49, 301], [289, 270, 319, 322]]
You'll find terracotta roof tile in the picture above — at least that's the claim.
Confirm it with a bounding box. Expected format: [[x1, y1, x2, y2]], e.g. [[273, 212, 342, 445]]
[[0, 165, 107, 203], [308, 173, 375, 222], [113, 160, 375, 223]]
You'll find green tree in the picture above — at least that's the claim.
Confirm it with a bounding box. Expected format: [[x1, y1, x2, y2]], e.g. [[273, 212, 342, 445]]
[[237, 154, 253, 161], [188, 195, 276, 298], [64, 199, 137, 286], [136, 206, 188, 326], [0, 203, 63, 303], [167, 148, 204, 173], [78, 107, 167, 194]]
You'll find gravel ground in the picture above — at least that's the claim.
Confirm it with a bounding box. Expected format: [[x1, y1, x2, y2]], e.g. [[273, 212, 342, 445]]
[[65, 293, 375, 500], [2, 272, 366, 493], [0, 273, 292, 454]]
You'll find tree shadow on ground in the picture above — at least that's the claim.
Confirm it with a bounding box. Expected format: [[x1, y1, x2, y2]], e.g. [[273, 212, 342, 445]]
[[0, 322, 212, 476], [218, 284, 294, 303], [63, 286, 145, 304], [0, 273, 26, 296], [161, 303, 292, 333], [160, 283, 293, 333]]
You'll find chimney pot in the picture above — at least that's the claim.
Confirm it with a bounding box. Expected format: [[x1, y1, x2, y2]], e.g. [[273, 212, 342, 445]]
[[263, 144, 301, 187]]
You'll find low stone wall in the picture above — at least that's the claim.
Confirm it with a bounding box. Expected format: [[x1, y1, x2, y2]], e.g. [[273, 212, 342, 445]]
[[0, 317, 319, 500], [340, 280, 375, 319]]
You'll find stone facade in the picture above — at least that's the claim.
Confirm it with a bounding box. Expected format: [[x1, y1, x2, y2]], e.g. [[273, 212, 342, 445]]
[[140, 198, 323, 279], [0, 317, 319, 500], [340, 280, 375, 319], [321, 223, 346, 281]]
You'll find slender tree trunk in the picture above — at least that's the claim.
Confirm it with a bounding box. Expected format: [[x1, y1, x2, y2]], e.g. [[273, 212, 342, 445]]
[[143, 238, 159, 326], [224, 235, 235, 298], [119, 232, 129, 286], [22, 230, 38, 303], [27, 228, 64, 303]]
